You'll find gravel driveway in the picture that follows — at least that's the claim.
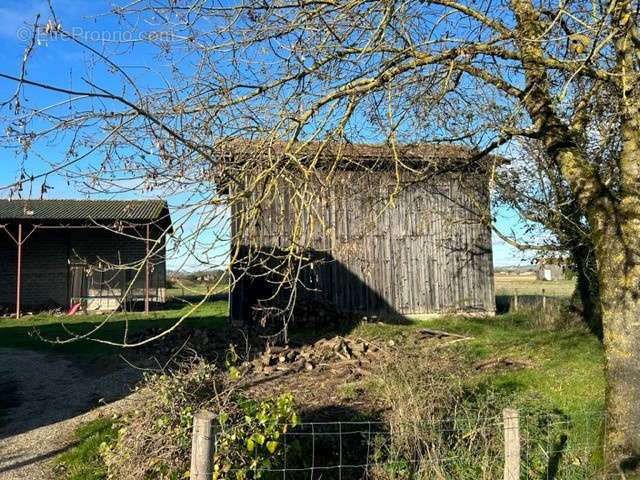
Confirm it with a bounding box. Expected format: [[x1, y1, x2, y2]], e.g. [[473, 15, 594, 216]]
[[0, 348, 143, 479]]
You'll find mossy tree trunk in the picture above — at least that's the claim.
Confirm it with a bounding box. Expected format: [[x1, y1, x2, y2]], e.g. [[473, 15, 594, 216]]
[[512, 0, 640, 469], [601, 0, 640, 466], [597, 218, 640, 468]]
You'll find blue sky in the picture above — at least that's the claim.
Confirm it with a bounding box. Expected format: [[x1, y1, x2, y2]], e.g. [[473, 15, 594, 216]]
[[0, 1, 532, 269]]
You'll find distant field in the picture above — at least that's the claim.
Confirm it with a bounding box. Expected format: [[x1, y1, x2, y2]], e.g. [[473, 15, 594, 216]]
[[166, 281, 228, 298], [494, 274, 575, 298], [167, 276, 576, 301]]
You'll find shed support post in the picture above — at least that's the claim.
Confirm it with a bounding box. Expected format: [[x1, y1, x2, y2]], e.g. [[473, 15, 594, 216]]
[[145, 223, 150, 314], [16, 223, 22, 319]]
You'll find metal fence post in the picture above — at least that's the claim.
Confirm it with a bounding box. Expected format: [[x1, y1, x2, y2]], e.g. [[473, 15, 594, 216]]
[[503, 408, 520, 480], [190, 411, 216, 480]]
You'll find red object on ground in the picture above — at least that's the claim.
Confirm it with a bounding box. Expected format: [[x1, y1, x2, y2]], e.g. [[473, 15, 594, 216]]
[[67, 302, 81, 315]]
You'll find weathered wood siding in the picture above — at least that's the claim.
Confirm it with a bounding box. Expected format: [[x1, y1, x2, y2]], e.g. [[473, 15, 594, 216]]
[[230, 169, 494, 322]]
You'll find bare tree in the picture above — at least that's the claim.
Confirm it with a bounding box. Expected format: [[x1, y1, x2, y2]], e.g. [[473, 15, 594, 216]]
[[1, 0, 639, 469]]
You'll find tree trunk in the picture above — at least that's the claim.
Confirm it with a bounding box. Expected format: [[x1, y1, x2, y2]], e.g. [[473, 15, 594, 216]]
[[569, 244, 602, 338], [598, 254, 640, 470], [510, 0, 640, 468], [601, 3, 640, 461], [592, 190, 640, 470]]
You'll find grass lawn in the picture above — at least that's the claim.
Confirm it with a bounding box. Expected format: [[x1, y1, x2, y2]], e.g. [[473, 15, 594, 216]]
[[0, 297, 228, 356]]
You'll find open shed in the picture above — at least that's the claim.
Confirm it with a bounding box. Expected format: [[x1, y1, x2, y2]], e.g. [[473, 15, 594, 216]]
[[225, 142, 496, 324], [0, 199, 172, 316]]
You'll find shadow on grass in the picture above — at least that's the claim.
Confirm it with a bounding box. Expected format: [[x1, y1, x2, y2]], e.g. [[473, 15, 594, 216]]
[[0, 296, 228, 355], [0, 297, 228, 438]]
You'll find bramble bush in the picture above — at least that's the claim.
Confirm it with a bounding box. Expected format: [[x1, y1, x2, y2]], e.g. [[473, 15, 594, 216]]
[[102, 355, 298, 480]]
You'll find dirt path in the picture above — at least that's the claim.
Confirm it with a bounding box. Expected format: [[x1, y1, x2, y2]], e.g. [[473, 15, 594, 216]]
[[0, 348, 143, 480]]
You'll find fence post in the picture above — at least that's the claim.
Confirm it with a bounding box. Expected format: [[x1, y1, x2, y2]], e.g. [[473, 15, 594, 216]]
[[503, 408, 520, 480], [513, 289, 519, 312], [190, 411, 217, 480], [541, 288, 546, 311]]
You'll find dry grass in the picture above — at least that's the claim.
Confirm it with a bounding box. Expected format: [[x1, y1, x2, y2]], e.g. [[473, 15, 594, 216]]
[[494, 274, 575, 298]]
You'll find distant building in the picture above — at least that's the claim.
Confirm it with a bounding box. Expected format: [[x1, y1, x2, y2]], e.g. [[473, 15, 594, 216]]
[[0, 199, 172, 315], [535, 258, 567, 281]]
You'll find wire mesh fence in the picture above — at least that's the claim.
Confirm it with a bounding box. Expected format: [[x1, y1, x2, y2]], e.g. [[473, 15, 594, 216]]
[[191, 409, 616, 479]]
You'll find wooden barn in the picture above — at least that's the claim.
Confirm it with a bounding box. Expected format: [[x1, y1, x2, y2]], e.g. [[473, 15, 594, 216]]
[[0, 199, 172, 316], [225, 142, 495, 324]]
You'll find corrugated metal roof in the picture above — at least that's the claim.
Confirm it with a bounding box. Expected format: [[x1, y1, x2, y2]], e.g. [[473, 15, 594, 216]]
[[0, 199, 168, 221]]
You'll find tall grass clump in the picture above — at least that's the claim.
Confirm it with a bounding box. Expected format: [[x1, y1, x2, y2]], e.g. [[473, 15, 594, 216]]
[[367, 349, 503, 479]]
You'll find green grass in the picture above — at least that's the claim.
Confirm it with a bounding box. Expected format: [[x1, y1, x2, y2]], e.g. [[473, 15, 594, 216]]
[[54, 418, 117, 480], [0, 297, 228, 356], [353, 313, 604, 414]]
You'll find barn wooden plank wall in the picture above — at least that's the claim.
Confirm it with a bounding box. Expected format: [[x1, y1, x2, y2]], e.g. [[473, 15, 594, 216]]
[[230, 169, 495, 323]]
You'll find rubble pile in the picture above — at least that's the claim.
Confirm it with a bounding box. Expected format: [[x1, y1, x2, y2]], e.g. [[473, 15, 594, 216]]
[[127, 325, 386, 378], [128, 326, 235, 357], [240, 336, 382, 376]]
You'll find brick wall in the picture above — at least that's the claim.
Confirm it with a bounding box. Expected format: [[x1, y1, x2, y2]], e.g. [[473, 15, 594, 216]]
[[0, 228, 68, 306]]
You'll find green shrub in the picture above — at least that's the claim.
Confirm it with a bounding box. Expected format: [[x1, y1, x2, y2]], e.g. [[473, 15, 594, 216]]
[[102, 358, 297, 480], [212, 392, 298, 479]]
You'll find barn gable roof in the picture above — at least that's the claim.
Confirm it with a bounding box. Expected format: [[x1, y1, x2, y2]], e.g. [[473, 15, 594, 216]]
[[0, 199, 171, 229], [217, 139, 491, 165], [214, 139, 505, 194]]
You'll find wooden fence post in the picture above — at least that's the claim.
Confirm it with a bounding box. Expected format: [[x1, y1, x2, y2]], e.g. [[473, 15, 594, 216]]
[[541, 288, 546, 311], [190, 411, 217, 480], [503, 408, 520, 480], [513, 289, 519, 312]]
